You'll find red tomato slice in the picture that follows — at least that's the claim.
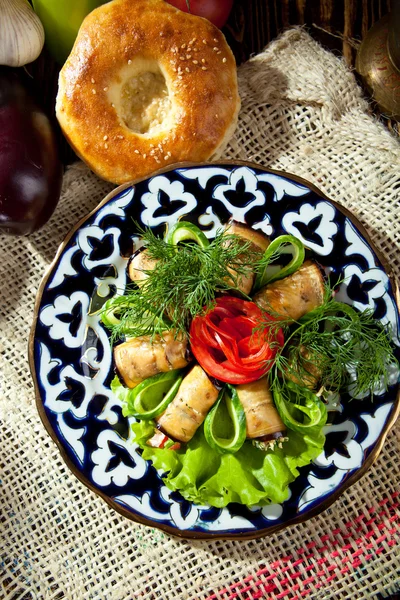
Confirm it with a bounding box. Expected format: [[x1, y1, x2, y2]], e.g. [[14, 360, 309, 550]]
[[193, 346, 267, 384], [218, 316, 255, 339], [190, 296, 284, 384]]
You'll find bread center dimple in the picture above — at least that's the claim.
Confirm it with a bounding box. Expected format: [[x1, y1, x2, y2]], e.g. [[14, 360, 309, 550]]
[[118, 63, 172, 135]]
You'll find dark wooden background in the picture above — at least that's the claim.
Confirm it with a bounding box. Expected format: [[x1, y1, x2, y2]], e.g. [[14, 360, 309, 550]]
[[227, 0, 391, 66], [27, 0, 395, 165]]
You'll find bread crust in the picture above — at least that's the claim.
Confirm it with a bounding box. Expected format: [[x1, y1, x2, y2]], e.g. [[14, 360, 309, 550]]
[[56, 0, 240, 184]]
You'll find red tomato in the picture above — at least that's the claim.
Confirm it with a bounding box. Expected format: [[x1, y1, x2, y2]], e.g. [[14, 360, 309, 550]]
[[190, 296, 284, 384], [165, 0, 233, 28]]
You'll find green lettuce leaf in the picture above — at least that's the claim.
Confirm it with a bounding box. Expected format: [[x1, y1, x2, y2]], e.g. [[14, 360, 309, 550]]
[[273, 381, 327, 436], [115, 373, 327, 508], [131, 419, 325, 508]]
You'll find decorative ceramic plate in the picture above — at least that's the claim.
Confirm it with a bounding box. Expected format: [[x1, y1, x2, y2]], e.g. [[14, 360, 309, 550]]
[[30, 162, 400, 539]]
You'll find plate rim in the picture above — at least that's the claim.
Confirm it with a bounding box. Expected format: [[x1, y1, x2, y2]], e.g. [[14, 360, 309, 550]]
[[28, 159, 400, 540]]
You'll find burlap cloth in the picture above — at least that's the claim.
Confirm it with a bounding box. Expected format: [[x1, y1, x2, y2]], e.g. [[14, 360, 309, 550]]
[[1, 28, 399, 600]]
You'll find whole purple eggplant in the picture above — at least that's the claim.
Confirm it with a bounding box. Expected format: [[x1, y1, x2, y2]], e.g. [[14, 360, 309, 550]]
[[0, 68, 63, 235]]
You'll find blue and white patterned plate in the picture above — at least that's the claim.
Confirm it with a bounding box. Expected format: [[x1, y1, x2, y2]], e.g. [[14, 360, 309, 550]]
[[30, 162, 400, 539]]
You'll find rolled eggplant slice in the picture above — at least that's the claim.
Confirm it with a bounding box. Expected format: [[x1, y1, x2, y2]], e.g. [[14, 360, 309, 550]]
[[235, 377, 286, 438], [128, 248, 158, 284], [225, 221, 270, 252], [223, 221, 270, 295], [253, 260, 325, 321], [156, 365, 219, 443], [114, 330, 190, 388], [283, 344, 321, 389]]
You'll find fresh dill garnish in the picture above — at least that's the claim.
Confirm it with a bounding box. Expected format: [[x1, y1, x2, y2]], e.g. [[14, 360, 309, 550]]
[[102, 224, 397, 398], [101, 226, 262, 341], [264, 286, 398, 398]]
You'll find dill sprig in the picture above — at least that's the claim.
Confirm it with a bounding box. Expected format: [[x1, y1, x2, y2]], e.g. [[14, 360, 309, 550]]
[[102, 227, 262, 341], [264, 289, 398, 398]]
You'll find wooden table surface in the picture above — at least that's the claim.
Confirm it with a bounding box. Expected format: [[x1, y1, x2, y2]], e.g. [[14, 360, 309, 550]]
[[28, 0, 396, 165]]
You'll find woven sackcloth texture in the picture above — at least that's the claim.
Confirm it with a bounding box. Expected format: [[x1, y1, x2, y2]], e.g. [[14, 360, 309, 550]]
[[1, 27, 400, 600]]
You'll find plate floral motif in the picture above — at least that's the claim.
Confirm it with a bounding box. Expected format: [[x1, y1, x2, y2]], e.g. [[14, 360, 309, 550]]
[[30, 162, 400, 539]]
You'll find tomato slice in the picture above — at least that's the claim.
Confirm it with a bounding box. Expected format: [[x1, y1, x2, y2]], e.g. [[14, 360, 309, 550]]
[[219, 316, 255, 339], [198, 319, 221, 349], [192, 346, 267, 384], [190, 296, 284, 384]]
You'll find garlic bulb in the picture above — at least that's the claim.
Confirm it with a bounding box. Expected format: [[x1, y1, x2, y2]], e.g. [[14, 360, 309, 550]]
[[0, 0, 45, 67]]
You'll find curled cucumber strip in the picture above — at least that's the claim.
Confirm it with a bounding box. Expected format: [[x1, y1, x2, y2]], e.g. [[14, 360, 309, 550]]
[[254, 234, 305, 290], [204, 385, 247, 454], [273, 381, 327, 434], [101, 298, 166, 334], [101, 298, 130, 328], [165, 221, 209, 248], [124, 370, 184, 420]]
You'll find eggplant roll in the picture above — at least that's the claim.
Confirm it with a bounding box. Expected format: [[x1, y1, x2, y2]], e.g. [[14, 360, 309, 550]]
[[284, 344, 321, 389], [128, 248, 158, 284], [114, 331, 190, 388], [224, 221, 270, 295], [157, 365, 219, 443], [236, 377, 285, 438], [253, 260, 325, 321]]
